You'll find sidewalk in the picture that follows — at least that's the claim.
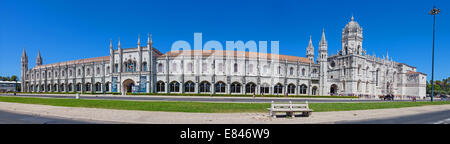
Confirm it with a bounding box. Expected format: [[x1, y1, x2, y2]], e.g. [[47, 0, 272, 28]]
[[0, 101, 449, 124]]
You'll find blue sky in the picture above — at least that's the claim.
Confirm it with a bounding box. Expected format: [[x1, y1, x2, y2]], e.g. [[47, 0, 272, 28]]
[[0, 0, 448, 80]]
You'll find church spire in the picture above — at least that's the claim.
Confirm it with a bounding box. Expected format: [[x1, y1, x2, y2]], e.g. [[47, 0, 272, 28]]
[[351, 15, 354, 21]]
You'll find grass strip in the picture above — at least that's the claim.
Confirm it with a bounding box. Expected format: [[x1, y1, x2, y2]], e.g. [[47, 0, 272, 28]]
[[0, 96, 448, 113]]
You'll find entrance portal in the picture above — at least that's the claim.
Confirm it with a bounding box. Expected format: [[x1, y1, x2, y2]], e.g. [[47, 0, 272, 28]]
[[123, 79, 135, 93], [330, 84, 338, 95]]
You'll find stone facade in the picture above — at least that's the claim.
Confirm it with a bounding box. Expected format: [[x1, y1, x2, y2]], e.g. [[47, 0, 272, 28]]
[[20, 17, 427, 98]]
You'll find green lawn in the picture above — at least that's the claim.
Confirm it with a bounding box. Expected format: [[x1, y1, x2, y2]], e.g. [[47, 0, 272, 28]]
[[6, 92, 358, 98], [0, 96, 449, 113]]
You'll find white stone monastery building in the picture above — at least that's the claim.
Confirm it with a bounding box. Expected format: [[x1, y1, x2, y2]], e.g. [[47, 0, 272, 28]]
[[20, 17, 427, 98]]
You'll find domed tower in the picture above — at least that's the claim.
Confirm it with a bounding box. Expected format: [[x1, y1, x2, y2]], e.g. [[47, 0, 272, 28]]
[[341, 16, 363, 55]]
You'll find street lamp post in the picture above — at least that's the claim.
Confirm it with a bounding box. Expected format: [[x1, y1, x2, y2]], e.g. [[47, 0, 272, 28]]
[[429, 6, 440, 102]]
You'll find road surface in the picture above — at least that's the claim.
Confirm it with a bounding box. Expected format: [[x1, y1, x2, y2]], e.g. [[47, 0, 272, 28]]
[[336, 110, 450, 124], [0, 110, 110, 124]]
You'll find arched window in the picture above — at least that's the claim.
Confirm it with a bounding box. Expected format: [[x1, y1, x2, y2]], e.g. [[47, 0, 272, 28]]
[[245, 83, 256, 93], [187, 62, 193, 72], [53, 84, 58, 91], [69, 70, 73, 77], [376, 69, 379, 86], [263, 65, 269, 74], [199, 81, 210, 92], [288, 84, 296, 94], [95, 82, 101, 91], [233, 63, 238, 73], [215, 82, 226, 93], [105, 82, 110, 92], [97, 67, 100, 75], [230, 82, 241, 93], [202, 63, 207, 73], [218, 63, 223, 72], [107, 66, 110, 74], [172, 63, 177, 72], [78, 69, 81, 76], [142, 62, 147, 72], [85, 83, 91, 91], [184, 81, 195, 92], [358, 65, 361, 75], [302, 68, 306, 76], [274, 84, 283, 94], [87, 68, 90, 75], [312, 86, 318, 95], [125, 60, 136, 72], [277, 66, 281, 74], [300, 84, 307, 94], [62, 71, 65, 77], [76, 83, 81, 92], [290, 67, 294, 75], [260, 83, 270, 94], [68, 83, 73, 92], [169, 81, 180, 92], [158, 63, 164, 73], [366, 67, 369, 77], [357, 81, 361, 92], [156, 81, 165, 92]]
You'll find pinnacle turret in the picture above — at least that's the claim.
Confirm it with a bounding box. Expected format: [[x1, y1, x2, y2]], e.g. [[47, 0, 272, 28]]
[[306, 36, 314, 62], [110, 39, 113, 49], [22, 47, 27, 58], [36, 50, 42, 66], [320, 29, 327, 47], [118, 37, 121, 49], [137, 35, 141, 46]]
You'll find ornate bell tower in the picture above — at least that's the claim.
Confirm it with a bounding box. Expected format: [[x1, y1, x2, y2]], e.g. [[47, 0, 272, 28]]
[[21, 47, 28, 92]]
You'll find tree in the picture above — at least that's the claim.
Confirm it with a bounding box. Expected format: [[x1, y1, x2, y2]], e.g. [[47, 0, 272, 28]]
[[10, 75, 17, 81], [427, 82, 441, 94]]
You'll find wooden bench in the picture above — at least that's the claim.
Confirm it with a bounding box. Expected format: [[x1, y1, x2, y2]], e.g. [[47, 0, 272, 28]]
[[267, 101, 313, 118]]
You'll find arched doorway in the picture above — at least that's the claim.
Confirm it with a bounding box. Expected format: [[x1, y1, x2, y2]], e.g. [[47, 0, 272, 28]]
[[312, 86, 318, 95], [123, 79, 135, 93], [330, 84, 338, 95]]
